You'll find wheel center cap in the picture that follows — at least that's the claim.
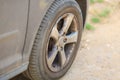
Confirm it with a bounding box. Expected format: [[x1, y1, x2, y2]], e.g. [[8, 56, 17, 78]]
[[58, 37, 64, 47]]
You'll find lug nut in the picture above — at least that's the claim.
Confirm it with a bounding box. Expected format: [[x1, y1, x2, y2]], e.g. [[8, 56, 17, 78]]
[[63, 32, 66, 36], [63, 38, 67, 42], [61, 47, 63, 50], [57, 46, 58, 49]]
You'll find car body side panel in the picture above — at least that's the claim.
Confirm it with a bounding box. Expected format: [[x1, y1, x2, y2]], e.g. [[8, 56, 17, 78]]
[[0, 0, 29, 77]]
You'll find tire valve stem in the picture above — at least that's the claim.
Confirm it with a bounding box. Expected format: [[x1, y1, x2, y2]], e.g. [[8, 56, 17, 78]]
[[61, 47, 63, 51]]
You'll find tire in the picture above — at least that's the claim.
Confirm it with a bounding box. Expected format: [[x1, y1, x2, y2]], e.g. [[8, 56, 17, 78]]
[[25, 0, 83, 80]]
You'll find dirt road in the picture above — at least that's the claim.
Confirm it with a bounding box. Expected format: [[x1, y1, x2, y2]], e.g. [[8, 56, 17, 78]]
[[60, 5, 120, 80]]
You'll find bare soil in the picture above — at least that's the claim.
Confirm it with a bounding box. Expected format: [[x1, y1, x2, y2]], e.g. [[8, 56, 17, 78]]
[[61, 1, 120, 80]]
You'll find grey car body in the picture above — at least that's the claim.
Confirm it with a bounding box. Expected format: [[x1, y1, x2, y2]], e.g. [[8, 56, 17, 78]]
[[0, 0, 88, 79]]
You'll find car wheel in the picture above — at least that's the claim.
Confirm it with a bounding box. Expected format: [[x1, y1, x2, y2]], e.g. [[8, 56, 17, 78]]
[[25, 0, 83, 80]]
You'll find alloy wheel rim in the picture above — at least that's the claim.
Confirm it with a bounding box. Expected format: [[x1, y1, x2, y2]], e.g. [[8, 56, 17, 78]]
[[46, 13, 78, 72]]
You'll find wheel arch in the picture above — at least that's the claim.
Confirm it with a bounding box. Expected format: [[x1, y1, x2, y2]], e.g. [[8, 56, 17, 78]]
[[75, 0, 88, 26]]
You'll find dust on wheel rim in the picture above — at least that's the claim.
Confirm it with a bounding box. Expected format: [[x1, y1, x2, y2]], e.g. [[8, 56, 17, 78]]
[[46, 13, 79, 72]]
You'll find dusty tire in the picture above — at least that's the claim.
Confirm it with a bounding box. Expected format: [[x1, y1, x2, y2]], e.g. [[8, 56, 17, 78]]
[[25, 0, 83, 80]]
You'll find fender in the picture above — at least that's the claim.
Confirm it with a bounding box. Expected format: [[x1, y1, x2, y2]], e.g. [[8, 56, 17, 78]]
[[23, 0, 54, 62], [76, 0, 88, 26]]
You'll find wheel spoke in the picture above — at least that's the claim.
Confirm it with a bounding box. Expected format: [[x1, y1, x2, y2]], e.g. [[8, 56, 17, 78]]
[[47, 12, 78, 72], [66, 32, 78, 44], [61, 13, 74, 34], [48, 46, 58, 67], [51, 25, 59, 41], [59, 50, 67, 66]]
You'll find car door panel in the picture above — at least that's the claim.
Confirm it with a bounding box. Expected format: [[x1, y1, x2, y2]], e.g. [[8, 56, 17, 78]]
[[0, 0, 28, 75]]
